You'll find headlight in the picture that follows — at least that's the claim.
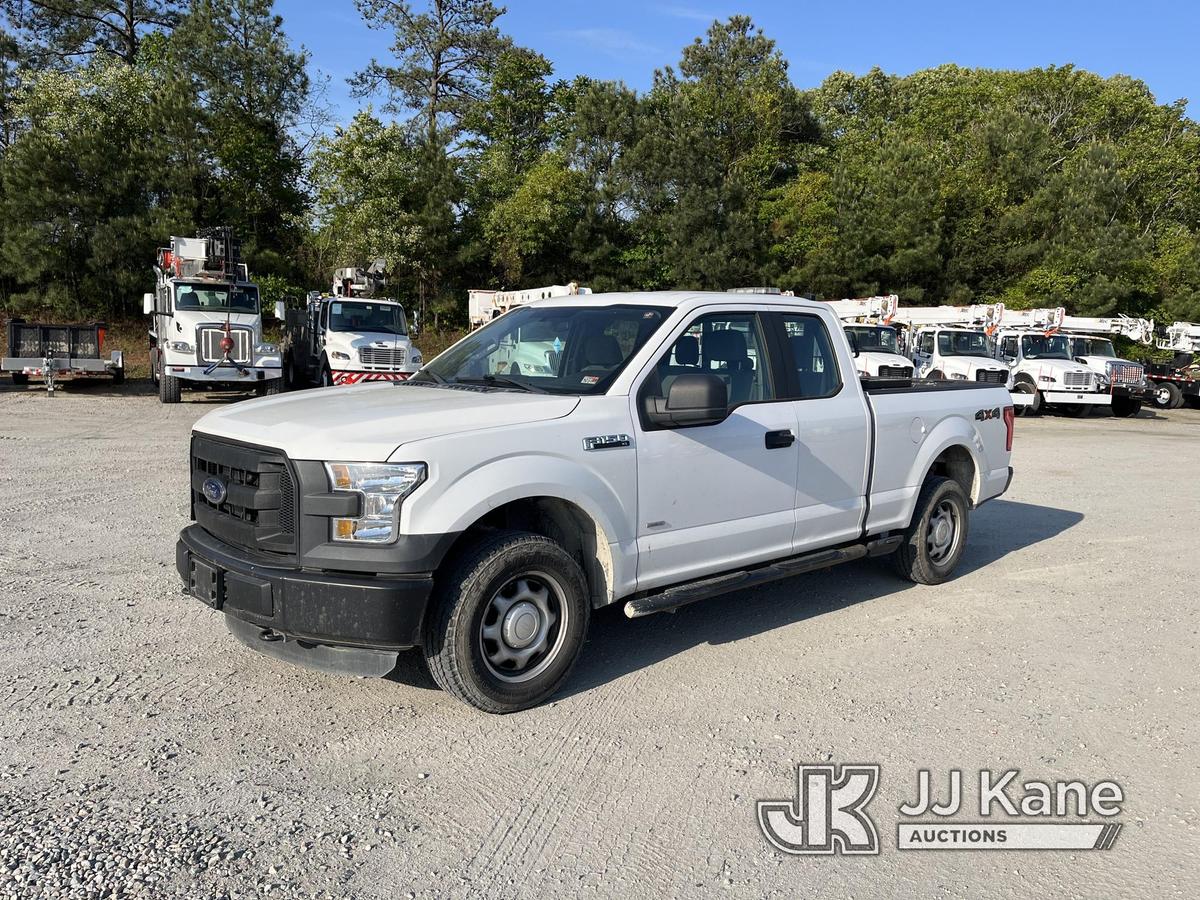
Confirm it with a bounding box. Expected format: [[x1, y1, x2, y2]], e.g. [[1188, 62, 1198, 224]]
[[949, 372, 967, 380], [325, 462, 426, 543], [410, 352, 422, 365], [330, 351, 351, 361], [255, 342, 277, 354], [1038, 375, 1057, 383], [168, 341, 194, 353]]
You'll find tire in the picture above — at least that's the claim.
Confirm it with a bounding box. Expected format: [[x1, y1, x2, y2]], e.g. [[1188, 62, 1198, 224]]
[[111, 367, 125, 386], [892, 476, 970, 585], [11, 372, 29, 386], [1057, 402, 1089, 418], [158, 370, 181, 403], [1150, 381, 1179, 410], [928, 369, 945, 380], [1169, 384, 1186, 409], [320, 361, 333, 387], [256, 377, 282, 396], [1012, 380, 1040, 416], [424, 530, 590, 713], [149, 345, 159, 386], [1111, 396, 1141, 418]]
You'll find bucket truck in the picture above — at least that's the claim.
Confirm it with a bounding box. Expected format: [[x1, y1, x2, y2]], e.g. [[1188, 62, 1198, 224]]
[[1145, 321, 1200, 409], [889, 304, 1013, 386], [468, 283, 591, 329]]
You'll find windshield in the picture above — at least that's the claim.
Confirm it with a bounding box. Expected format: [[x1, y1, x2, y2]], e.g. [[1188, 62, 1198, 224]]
[[1022, 334, 1071, 360], [937, 330, 994, 358], [845, 325, 898, 354], [1069, 337, 1116, 358], [174, 283, 259, 314], [328, 301, 407, 336], [417, 304, 670, 395]]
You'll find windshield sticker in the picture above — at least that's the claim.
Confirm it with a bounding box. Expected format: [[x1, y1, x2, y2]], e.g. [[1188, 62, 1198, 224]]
[[581, 375, 600, 384], [331, 303, 342, 314], [553, 336, 563, 353]]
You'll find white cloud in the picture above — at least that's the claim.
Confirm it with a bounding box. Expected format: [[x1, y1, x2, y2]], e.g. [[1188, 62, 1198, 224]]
[[557, 28, 661, 58], [655, 4, 721, 23]]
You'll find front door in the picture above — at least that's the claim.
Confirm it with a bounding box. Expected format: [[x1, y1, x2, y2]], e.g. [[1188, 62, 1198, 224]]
[[634, 310, 799, 592]]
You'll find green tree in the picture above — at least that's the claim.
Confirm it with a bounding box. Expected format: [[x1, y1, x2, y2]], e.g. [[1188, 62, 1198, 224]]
[[1, 0, 182, 65]]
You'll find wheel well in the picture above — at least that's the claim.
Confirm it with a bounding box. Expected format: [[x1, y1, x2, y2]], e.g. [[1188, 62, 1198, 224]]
[[1013, 372, 1036, 386], [446, 497, 614, 606], [927, 445, 976, 504]]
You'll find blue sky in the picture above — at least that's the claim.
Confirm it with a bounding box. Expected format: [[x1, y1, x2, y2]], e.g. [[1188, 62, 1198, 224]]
[[277, 0, 1198, 125]]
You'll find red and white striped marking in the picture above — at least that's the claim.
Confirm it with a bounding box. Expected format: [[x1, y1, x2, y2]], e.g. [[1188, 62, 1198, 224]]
[[332, 371, 411, 385]]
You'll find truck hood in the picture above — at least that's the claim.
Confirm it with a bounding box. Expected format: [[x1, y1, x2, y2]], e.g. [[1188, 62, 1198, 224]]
[[192, 383, 580, 461], [857, 350, 911, 373], [327, 331, 413, 351], [941, 356, 1009, 378]]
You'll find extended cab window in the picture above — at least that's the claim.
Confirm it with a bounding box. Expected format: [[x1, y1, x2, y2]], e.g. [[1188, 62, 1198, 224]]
[[918, 331, 934, 354], [644, 312, 774, 408], [780, 315, 841, 399], [418, 304, 669, 394]]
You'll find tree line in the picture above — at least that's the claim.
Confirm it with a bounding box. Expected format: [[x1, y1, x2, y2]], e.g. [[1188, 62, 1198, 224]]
[[1, 1, 1198, 328]]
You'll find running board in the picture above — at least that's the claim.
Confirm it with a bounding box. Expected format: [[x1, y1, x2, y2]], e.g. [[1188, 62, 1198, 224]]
[[624, 538, 897, 619]]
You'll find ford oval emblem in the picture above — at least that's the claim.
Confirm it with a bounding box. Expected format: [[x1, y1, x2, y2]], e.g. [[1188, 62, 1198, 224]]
[[202, 476, 228, 505]]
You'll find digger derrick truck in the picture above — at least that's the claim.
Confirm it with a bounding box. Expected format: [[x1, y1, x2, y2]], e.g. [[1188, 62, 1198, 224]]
[[998, 308, 1154, 417], [1145, 321, 1200, 409], [890, 304, 1013, 389], [823, 295, 914, 378], [144, 229, 283, 404]]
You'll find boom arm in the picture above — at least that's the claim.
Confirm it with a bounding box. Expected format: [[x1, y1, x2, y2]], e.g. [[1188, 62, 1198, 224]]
[[1157, 322, 1200, 353], [1002, 308, 1154, 344]]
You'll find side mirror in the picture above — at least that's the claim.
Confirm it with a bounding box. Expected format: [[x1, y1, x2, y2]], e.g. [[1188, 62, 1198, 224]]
[[646, 373, 728, 428], [274, 300, 286, 321], [143, 292, 154, 316], [846, 332, 860, 357]]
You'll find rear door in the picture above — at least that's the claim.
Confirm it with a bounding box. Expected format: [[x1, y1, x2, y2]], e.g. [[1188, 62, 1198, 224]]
[[772, 312, 872, 551], [633, 309, 800, 591]]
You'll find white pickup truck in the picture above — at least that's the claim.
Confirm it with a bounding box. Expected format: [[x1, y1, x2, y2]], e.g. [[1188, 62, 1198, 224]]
[[176, 292, 1015, 712]]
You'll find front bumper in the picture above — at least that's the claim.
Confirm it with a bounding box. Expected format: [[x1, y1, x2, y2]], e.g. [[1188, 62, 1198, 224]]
[[331, 369, 414, 385], [176, 524, 433, 652], [163, 364, 283, 384], [1039, 390, 1112, 406]]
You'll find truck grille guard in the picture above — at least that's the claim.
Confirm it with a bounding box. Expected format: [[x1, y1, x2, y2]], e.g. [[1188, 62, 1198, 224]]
[[200, 318, 251, 376]]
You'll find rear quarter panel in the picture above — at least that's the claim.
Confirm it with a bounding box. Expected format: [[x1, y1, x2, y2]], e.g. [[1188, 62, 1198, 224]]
[[868, 385, 1011, 534]]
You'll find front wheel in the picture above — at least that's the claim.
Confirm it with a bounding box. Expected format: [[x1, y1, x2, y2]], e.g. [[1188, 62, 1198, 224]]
[[256, 377, 282, 396], [424, 531, 590, 713], [1012, 381, 1040, 416], [320, 361, 333, 387], [158, 370, 181, 403], [1111, 396, 1141, 418], [892, 476, 970, 585], [1057, 402, 1090, 418]]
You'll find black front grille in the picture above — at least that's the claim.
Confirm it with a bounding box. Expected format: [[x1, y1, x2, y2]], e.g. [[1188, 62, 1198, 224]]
[[190, 435, 296, 557], [878, 365, 913, 378], [976, 369, 1006, 384]]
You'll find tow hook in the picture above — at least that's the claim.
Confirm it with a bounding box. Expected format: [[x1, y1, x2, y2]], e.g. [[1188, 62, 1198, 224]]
[[258, 628, 284, 643]]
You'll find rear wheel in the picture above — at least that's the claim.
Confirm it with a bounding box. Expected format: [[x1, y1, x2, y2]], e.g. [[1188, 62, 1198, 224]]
[[11, 373, 28, 386], [424, 531, 590, 713], [892, 476, 970, 585], [1111, 396, 1141, 418], [928, 369, 945, 380], [111, 367, 125, 386]]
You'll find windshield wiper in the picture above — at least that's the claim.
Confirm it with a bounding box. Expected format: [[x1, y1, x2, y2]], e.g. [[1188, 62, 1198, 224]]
[[454, 374, 547, 394]]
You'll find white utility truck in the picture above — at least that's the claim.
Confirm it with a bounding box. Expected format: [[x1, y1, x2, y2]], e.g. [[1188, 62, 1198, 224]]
[[176, 291, 1015, 713], [991, 310, 1111, 416], [1001, 308, 1153, 417], [144, 229, 282, 403], [893, 305, 1012, 385], [281, 294, 421, 387], [824, 295, 913, 378], [468, 282, 591, 329]]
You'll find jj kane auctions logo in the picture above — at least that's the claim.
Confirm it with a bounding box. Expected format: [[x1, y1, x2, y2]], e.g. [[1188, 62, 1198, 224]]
[[758, 765, 1124, 854]]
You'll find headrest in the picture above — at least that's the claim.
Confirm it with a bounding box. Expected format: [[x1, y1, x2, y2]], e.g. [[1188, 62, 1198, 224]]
[[673, 334, 699, 366], [789, 333, 815, 363], [583, 334, 622, 367], [704, 329, 747, 363]]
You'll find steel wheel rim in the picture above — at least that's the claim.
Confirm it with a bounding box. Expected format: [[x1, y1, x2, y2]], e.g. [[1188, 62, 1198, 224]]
[[1155, 387, 1170, 406], [479, 571, 568, 684], [926, 499, 961, 565]]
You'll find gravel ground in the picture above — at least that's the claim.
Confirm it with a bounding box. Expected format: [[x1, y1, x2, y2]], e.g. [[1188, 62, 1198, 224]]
[[1, 379, 1198, 899]]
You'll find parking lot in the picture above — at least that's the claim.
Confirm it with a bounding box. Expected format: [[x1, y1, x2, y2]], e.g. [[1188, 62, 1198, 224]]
[[1, 382, 1198, 898]]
